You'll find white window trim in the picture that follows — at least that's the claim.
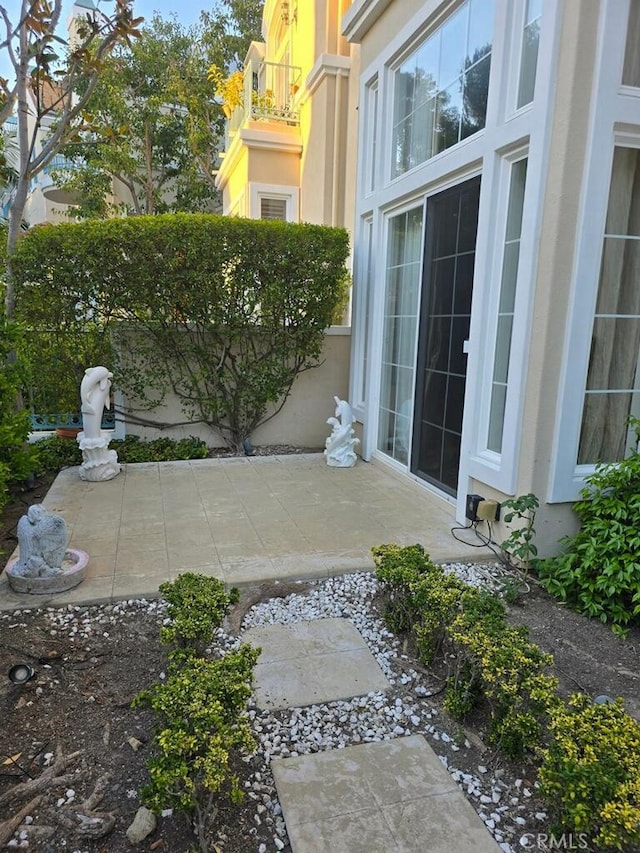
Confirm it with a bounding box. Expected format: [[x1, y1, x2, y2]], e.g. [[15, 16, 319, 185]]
[[249, 183, 299, 222], [550, 0, 635, 502], [362, 75, 379, 198], [460, 6, 560, 508], [368, 196, 426, 467], [350, 215, 374, 419], [347, 0, 560, 517]]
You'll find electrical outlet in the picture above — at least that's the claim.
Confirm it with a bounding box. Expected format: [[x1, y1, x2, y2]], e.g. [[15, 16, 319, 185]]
[[465, 493, 484, 521], [476, 499, 500, 522]]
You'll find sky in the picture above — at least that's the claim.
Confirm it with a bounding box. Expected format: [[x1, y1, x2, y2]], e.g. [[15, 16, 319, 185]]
[[1, 1, 208, 83]]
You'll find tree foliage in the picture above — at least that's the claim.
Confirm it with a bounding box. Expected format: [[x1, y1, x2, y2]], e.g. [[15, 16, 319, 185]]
[[0, 0, 143, 315], [12, 214, 350, 450], [56, 1, 264, 217]]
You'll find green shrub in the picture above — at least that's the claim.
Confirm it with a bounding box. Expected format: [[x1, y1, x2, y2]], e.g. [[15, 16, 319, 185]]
[[446, 614, 558, 758], [372, 543, 464, 652], [33, 435, 83, 474], [374, 544, 557, 758], [13, 214, 350, 450], [112, 434, 209, 463], [0, 319, 37, 513], [538, 429, 640, 631], [33, 433, 210, 476], [500, 492, 539, 570], [159, 572, 239, 657], [132, 647, 259, 849], [539, 694, 640, 851], [134, 572, 258, 852]]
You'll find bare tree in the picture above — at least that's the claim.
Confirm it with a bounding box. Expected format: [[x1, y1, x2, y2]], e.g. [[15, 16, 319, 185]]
[[0, 0, 142, 316]]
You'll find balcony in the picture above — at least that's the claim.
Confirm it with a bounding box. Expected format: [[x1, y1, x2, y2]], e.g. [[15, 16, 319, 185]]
[[227, 59, 302, 139]]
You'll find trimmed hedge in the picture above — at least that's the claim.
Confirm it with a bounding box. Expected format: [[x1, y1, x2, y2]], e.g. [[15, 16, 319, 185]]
[[12, 214, 350, 449]]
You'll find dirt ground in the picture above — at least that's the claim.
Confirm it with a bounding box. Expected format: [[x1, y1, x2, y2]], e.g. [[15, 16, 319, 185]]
[[0, 473, 639, 852]]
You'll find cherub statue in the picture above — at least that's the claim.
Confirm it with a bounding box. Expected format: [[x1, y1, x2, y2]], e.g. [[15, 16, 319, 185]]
[[12, 505, 67, 577], [324, 396, 359, 467]]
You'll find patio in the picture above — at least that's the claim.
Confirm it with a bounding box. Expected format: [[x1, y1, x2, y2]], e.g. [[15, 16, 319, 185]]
[[0, 453, 486, 609]]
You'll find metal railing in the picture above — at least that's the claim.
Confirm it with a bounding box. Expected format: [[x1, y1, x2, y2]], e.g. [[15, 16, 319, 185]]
[[228, 59, 302, 138]]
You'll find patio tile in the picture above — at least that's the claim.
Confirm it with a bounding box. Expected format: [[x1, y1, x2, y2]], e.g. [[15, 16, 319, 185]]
[[167, 545, 220, 571], [84, 555, 117, 578], [1, 454, 477, 610], [272, 737, 501, 853], [114, 548, 168, 575], [169, 562, 224, 582], [220, 555, 277, 586], [381, 793, 502, 853], [243, 618, 389, 710], [112, 571, 169, 598]]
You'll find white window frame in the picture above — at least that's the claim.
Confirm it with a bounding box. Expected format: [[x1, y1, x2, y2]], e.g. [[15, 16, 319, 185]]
[[249, 183, 299, 222], [550, 0, 637, 502], [362, 76, 380, 197], [350, 214, 374, 418], [346, 0, 559, 517]]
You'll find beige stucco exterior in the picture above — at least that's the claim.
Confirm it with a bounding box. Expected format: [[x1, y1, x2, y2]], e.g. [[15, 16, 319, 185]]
[[121, 328, 351, 449], [343, 0, 637, 554], [216, 0, 359, 242], [469, 0, 601, 547]]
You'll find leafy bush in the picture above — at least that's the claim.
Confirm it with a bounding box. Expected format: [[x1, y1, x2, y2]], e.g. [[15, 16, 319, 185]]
[[539, 694, 640, 851], [373, 543, 558, 758], [33, 433, 210, 476], [446, 611, 558, 757], [500, 492, 539, 570], [111, 434, 209, 463], [0, 319, 37, 512], [133, 648, 259, 850], [13, 214, 350, 450], [159, 572, 239, 657], [537, 431, 640, 631], [134, 572, 259, 852]]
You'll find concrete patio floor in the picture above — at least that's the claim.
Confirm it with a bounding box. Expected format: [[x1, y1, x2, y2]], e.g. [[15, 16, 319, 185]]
[[1, 453, 481, 610]]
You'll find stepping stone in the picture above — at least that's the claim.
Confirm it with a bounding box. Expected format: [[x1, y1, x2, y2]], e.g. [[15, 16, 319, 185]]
[[243, 617, 389, 710], [271, 735, 502, 853]]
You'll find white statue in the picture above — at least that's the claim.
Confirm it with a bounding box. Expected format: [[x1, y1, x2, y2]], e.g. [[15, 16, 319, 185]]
[[12, 505, 67, 577], [80, 366, 113, 440], [6, 504, 89, 594], [324, 396, 359, 468], [78, 366, 120, 481]]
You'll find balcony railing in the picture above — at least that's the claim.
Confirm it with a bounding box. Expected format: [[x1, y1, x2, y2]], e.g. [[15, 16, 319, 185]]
[[227, 59, 302, 138]]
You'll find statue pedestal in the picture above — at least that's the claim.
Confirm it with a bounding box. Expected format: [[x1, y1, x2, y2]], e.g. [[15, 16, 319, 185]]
[[6, 549, 89, 594], [325, 444, 358, 467], [78, 433, 121, 482]]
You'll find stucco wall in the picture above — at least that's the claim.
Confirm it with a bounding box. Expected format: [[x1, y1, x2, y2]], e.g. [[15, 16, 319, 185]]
[[355, 0, 425, 71], [121, 328, 351, 449]]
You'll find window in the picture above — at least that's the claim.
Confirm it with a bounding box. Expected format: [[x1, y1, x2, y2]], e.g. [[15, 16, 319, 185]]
[[377, 206, 423, 463], [578, 147, 640, 464], [260, 197, 288, 220], [365, 80, 379, 194], [353, 217, 374, 411], [391, 0, 494, 178], [517, 0, 542, 108], [250, 184, 299, 222], [623, 0, 640, 86], [488, 158, 528, 452]]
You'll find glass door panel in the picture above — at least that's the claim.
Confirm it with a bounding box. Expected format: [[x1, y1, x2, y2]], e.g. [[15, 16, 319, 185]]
[[411, 177, 481, 494]]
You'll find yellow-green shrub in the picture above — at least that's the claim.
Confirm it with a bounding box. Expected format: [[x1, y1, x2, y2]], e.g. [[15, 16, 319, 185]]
[[374, 544, 557, 758], [539, 694, 640, 851]]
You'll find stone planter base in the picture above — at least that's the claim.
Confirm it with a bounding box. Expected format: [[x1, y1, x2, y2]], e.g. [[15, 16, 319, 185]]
[[5, 549, 89, 595]]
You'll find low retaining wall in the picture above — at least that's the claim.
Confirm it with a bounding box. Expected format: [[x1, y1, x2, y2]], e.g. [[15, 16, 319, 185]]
[[120, 327, 351, 449]]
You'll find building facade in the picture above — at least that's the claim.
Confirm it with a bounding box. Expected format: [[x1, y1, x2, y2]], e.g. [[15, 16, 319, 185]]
[[216, 0, 359, 236], [343, 0, 640, 552]]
